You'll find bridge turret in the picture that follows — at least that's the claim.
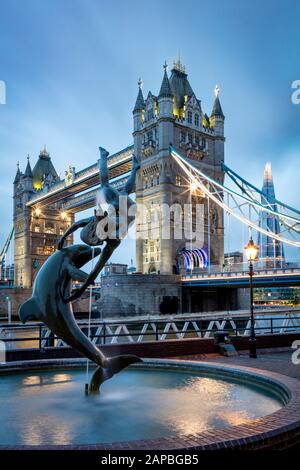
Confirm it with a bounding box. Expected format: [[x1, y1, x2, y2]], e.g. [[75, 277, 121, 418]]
[[22, 155, 34, 193], [210, 85, 225, 137], [32, 146, 59, 191], [133, 78, 145, 133], [158, 62, 173, 118], [13, 162, 22, 186]]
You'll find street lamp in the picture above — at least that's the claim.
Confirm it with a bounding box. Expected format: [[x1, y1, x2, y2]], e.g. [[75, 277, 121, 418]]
[[244, 237, 259, 358]]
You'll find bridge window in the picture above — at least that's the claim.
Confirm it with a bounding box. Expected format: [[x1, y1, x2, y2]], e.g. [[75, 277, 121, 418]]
[[180, 131, 186, 143], [187, 111, 192, 124], [34, 224, 40, 233], [194, 113, 199, 126], [147, 130, 153, 142], [45, 223, 55, 234], [147, 108, 154, 121], [195, 135, 200, 146], [188, 133, 193, 144]]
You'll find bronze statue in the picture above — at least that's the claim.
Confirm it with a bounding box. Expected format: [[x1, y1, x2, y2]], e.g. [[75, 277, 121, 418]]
[[19, 245, 141, 373], [18, 148, 142, 392], [58, 147, 139, 302]]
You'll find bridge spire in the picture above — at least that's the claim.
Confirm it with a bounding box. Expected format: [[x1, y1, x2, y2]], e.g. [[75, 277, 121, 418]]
[[133, 78, 145, 112], [13, 161, 22, 184], [24, 154, 33, 178], [158, 61, 173, 98], [211, 85, 224, 119]]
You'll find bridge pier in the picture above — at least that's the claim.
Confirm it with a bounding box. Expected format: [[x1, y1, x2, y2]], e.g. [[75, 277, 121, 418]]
[[182, 286, 250, 313]]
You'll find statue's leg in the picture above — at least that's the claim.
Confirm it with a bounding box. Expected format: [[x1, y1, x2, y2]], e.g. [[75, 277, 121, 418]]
[[123, 154, 140, 195], [99, 147, 110, 186]]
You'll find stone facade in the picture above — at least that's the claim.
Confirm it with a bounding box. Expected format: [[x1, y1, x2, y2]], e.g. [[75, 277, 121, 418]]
[[97, 274, 181, 317], [0, 287, 31, 318], [134, 60, 225, 275]]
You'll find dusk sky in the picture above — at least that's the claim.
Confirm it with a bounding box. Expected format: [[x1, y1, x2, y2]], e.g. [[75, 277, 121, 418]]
[[1, 0, 299, 264]]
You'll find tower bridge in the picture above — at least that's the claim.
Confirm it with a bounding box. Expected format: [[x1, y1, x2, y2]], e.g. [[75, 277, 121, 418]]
[[1, 58, 299, 317], [27, 144, 134, 211]]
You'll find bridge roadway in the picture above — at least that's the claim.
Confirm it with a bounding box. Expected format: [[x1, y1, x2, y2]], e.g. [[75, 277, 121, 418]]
[[182, 267, 300, 288], [26, 145, 133, 212]]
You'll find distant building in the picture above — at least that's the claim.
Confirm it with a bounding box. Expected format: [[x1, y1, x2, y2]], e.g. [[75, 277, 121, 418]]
[[103, 263, 128, 276], [254, 286, 300, 306], [224, 251, 243, 271], [258, 162, 284, 267]]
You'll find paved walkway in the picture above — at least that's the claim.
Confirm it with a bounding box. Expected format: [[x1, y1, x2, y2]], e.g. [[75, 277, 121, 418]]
[[175, 347, 300, 381]]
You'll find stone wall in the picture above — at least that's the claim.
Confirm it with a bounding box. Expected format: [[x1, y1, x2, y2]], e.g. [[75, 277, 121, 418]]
[[97, 274, 182, 317], [0, 287, 32, 319]]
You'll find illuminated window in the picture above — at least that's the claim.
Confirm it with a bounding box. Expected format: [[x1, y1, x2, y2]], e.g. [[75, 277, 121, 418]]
[[34, 224, 40, 233], [187, 111, 192, 124], [59, 227, 64, 235], [44, 245, 55, 255], [176, 175, 181, 186], [194, 114, 199, 126]]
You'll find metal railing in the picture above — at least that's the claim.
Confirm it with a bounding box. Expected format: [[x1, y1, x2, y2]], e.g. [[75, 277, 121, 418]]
[[0, 311, 299, 352]]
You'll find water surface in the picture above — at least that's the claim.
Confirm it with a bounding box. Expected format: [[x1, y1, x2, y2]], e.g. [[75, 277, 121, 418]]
[[0, 367, 282, 445]]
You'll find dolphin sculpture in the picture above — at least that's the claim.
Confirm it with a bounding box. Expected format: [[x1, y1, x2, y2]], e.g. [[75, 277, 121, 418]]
[[18, 244, 142, 385]]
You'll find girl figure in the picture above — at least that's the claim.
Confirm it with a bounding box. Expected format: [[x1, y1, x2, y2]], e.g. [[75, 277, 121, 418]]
[[58, 146, 140, 303]]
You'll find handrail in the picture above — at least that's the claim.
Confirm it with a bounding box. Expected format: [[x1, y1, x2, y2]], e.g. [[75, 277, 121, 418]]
[[0, 313, 299, 350]]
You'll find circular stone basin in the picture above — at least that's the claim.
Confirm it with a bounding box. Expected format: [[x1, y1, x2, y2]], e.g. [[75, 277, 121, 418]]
[[0, 360, 286, 447]]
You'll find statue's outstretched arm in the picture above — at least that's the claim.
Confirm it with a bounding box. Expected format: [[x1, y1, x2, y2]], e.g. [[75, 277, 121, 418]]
[[123, 154, 140, 195], [58, 217, 93, 250], [65, 239, 121, 303]]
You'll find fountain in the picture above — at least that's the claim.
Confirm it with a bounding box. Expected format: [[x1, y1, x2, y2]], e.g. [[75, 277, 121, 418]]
[[12, 147, 300, 450]]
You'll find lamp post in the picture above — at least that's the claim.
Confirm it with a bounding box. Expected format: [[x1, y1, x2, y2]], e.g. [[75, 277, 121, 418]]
[[244, 237, 259, 359]]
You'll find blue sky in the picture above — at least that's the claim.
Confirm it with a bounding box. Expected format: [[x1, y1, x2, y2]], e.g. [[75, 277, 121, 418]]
[[0, 0, 299, 264]]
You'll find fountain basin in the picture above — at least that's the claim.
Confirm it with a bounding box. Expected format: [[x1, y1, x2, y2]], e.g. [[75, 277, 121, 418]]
[[0, 359, 300, 450]]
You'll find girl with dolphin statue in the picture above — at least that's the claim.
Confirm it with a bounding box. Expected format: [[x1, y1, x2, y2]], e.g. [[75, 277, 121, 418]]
[[19, 147, 142, 391]]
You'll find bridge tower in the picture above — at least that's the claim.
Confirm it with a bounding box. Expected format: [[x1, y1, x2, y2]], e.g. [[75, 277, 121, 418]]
[[13, 149, 73, 288], [134, 59, 225, 274]]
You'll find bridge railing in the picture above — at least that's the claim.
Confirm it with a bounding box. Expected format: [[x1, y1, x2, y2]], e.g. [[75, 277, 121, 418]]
[[181, 260, 300, 279], [0, 311, 299, 351]]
